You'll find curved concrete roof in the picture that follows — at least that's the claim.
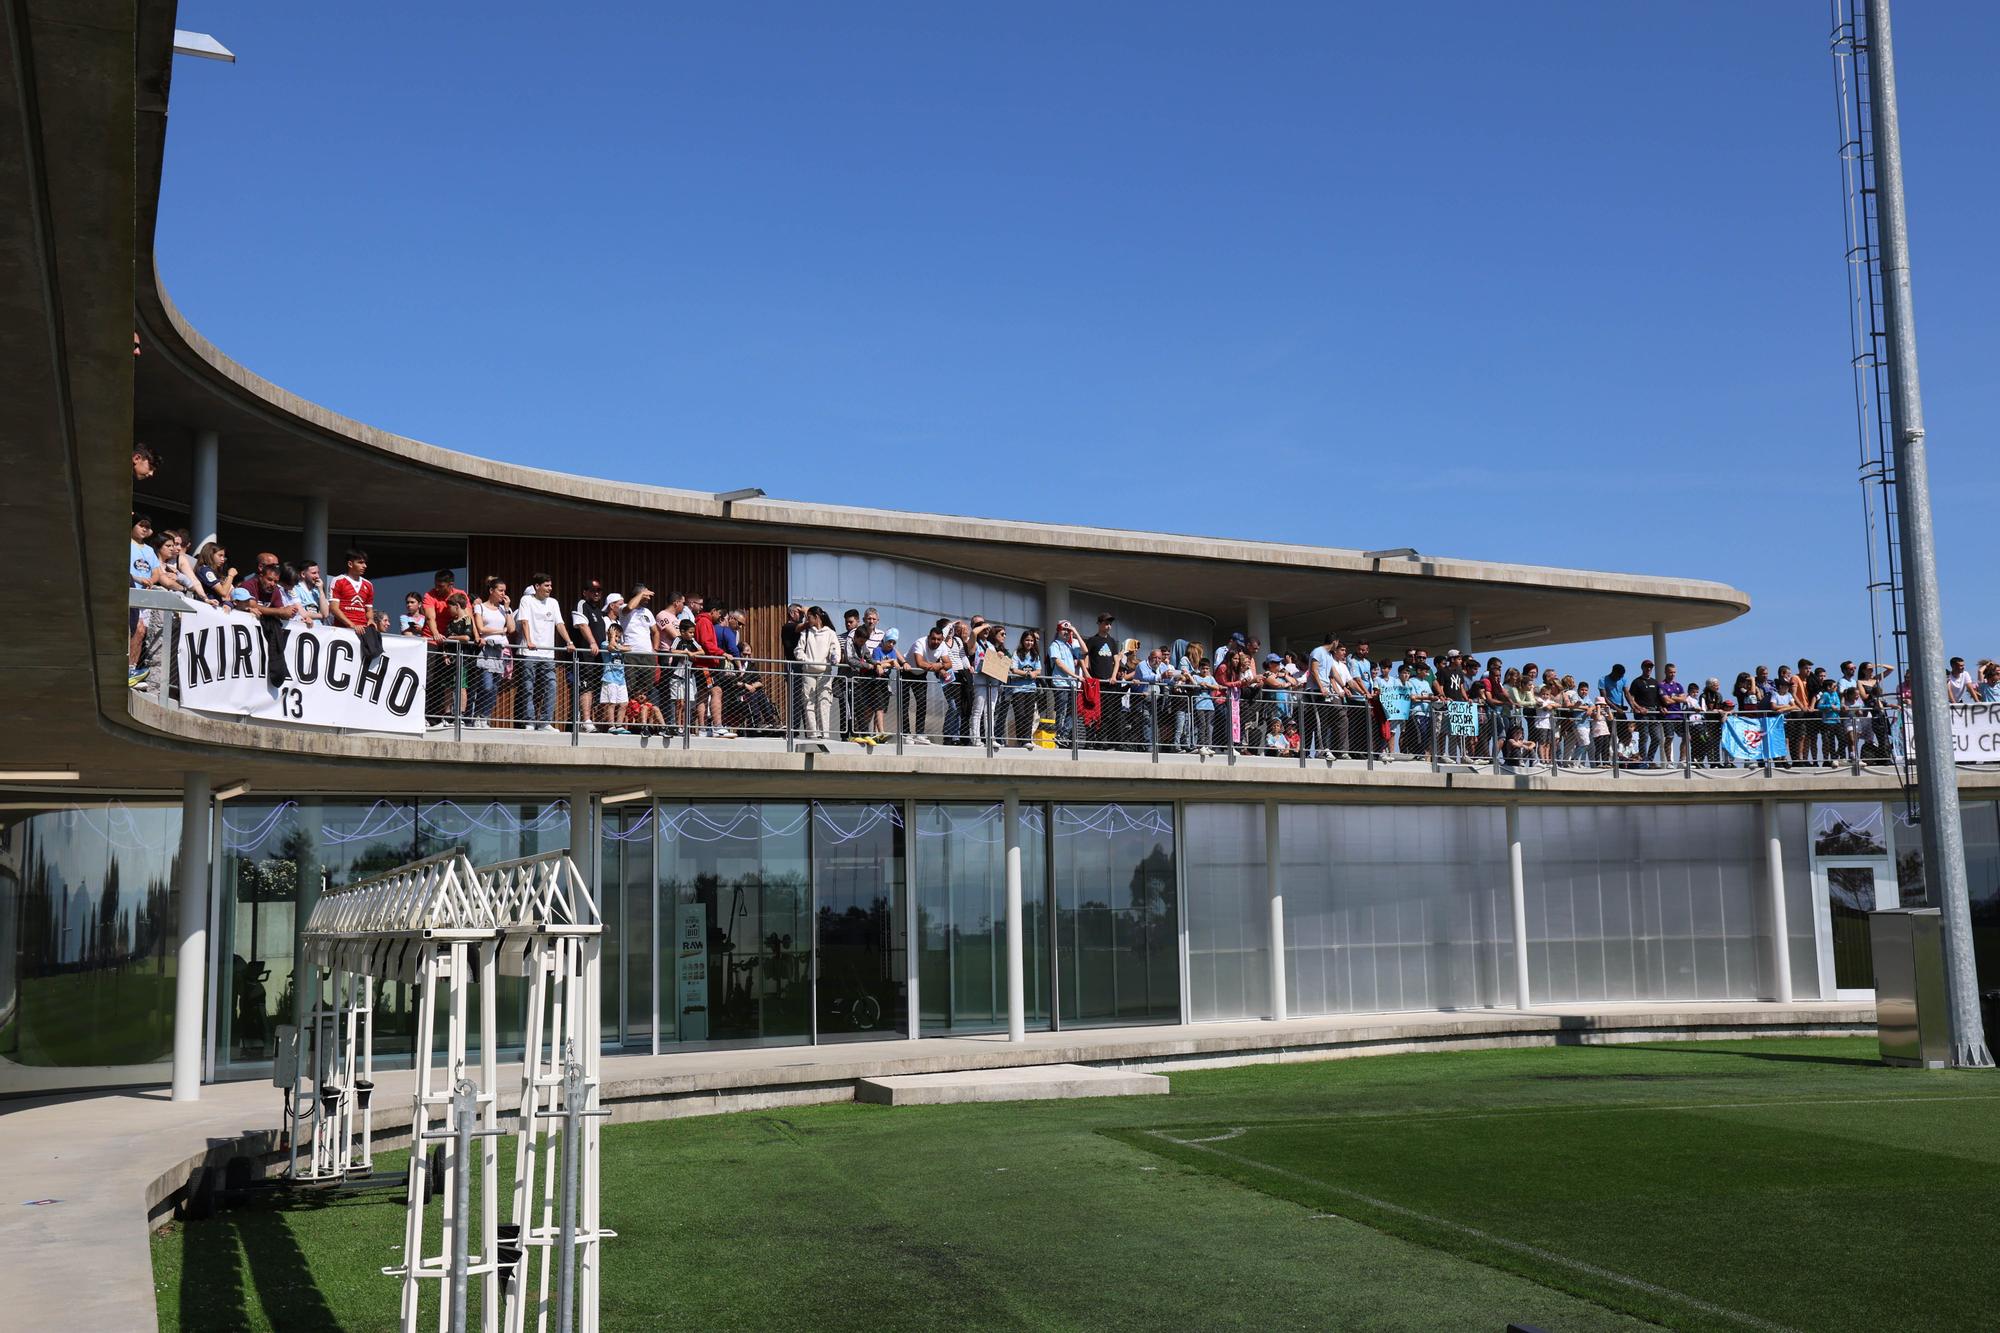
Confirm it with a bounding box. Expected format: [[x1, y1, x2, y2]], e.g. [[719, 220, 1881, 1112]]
[[134, 277, 1751, 648]]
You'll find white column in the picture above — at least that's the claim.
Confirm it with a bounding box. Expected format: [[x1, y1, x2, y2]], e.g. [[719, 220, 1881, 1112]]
[[1266, 801, 1287, 1021], [191, 429, 220, 544], [1651, 621, 1668, 673], [1455, 606, 1474, 655], [1507, 801, 1531, 1012], [1246, 598, 1271, 651], [569, 787, 597, 875], [303, 496, 329, 579], [1043, 581, 1069, 632], [1762, 800, 1795, 1003], [1003, 793, 1026, 1043], [171, 772, 213, 1100]]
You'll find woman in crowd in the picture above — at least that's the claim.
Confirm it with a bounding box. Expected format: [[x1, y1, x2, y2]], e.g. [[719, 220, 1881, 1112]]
[[1007, 629, 1044, 746], [793, 605, 841, 739], [470, 577, 513, 727], [970, 624, 1009, 749]]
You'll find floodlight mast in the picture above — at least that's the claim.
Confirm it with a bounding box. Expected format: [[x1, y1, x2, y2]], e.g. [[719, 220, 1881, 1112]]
[[1862, 0, 1989, 1066]]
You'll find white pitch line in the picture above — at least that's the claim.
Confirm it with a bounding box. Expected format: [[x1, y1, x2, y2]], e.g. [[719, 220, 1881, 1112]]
[[1148, 1129, 1805, 1333]]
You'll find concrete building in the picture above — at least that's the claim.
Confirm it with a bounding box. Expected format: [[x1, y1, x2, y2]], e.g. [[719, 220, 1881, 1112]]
[[5, 0, 2000, 1109]]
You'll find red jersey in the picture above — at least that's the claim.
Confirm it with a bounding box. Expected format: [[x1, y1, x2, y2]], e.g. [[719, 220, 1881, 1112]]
[[421, 589, 454, 643], [330, 574, 374, 628]]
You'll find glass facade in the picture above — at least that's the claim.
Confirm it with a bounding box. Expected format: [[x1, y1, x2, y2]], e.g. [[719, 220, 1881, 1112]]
[[1520, 804, 1779, 1003], [1281, 804, 1514, 1015], [657, 803, 813, 1048], [0, 805, 182, 1094], [1183, 804, 1271, 1021], [914, 803, 1050, 1034], [4, 790, 1878, 1092], [215, 798, 569, 1071], [1052, 804, 1180, 1028], [812, 803, 908, 1040]]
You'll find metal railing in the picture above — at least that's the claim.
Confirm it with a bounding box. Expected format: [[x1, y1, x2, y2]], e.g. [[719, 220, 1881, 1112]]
[[128, 598, 1995, 777]]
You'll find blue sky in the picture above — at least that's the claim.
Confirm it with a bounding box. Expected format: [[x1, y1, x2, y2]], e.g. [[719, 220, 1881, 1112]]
[[157, 3, 2000, 683]]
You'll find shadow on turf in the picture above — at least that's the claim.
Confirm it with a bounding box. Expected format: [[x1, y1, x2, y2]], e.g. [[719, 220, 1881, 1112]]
[[170, 1185, 349, 1331]]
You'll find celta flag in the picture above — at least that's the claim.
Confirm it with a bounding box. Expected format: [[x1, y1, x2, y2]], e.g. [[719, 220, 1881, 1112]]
[[1722, 714, 1789, 762]]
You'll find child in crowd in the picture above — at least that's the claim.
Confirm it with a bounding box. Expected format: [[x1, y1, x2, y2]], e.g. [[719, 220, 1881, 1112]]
[[599, 623, 631, 734], [401, 593, 427, 636], [1814, 676, 1843, 763]]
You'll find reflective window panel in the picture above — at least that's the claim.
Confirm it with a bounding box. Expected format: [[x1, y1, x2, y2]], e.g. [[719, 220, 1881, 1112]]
[[1052, 804, 1179, 1028], [1811, 802, 1888, 857], [1280, 804, 1513, 1016], [914, 803, 1050, 1034], [658, 803, 812, 1048], [0, 804, 181, 1094], [1183, 804, 1271, 1021], [600, 803, 655, 1048], [216, 798, 569, 1071], [813, 803, 908, 1041]]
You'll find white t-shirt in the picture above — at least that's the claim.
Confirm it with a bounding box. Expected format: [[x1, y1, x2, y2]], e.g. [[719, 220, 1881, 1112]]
[[518, 592, 562, 659], [621, 606, 657, 653]]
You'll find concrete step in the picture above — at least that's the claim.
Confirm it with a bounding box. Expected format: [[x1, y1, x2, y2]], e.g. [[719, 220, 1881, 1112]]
[[855, 1063, 1169, 1107]]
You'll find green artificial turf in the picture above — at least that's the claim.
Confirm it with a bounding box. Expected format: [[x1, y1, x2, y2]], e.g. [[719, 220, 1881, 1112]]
[[153, 1038, 1998, 1331]]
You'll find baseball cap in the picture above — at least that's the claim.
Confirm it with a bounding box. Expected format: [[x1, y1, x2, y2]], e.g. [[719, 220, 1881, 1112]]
[[883, 627, 900, 642], [1264, 653, 1281, 664], [231, 587, 251, 602], [605, 592, 625, 607]]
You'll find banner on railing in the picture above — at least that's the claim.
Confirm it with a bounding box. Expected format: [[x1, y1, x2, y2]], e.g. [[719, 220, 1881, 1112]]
[[174, 605, 428, 735], [1721, 714, 1789, 762], [1955, 704, 2000, 761]]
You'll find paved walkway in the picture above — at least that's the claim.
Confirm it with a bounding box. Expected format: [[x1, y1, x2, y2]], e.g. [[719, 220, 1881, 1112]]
[[0, 1000, 1870, 1331]]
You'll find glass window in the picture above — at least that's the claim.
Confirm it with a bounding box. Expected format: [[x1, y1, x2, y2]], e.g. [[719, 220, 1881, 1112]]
[[1811, 802, 1888, 857], [1052, 804, 1179, 1028], [0, 804, 182, 1094], [216, 797, 569, 1073], [914, 802, 1049, 1034], [659, 803, 811, 1048], [1183, 804, 1270, 1022], [813, 802, 908, 1041], [600, 803, 654, 1049]]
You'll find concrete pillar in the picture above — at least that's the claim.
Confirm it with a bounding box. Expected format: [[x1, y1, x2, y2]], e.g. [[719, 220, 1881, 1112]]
[[1003, 793, 1025, 1043], [171, 771, 213, 1100], [190, 429, 220, 543], [303, 495, 330, 580], [1651, 621, 1668, 673], [1762, 800, 1794, 1003], [1043, 581, 1069, 633], [1246, 598, 1271, 651], [569, 787, 597, 881], [1454, 606, 1473, 655], [1507, 801, 1531, 1011], [1266, 801, 1287, 1021]]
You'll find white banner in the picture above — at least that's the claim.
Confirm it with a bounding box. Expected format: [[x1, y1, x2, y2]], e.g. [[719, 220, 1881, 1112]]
[[1954, 703, 2000, 763], [174, 604, 428, 735]]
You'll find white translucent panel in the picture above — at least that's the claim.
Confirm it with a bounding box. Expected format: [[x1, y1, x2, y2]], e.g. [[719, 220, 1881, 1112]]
[[1522, 804, 1768, 1003], [1278, 805, 1514, 1018], [1183, 804, 1271, 1021]]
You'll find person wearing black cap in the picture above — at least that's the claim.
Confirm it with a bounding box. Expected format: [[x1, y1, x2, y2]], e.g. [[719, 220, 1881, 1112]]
[[1084, 613, 1120, 744]]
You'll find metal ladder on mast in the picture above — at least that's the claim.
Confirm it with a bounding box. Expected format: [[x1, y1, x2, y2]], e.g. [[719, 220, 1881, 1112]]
[[1830, 0, 1918, 809]]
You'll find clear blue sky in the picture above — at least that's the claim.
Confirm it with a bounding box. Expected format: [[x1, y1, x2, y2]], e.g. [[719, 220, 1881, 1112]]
[[157, 3, 2000, 684]]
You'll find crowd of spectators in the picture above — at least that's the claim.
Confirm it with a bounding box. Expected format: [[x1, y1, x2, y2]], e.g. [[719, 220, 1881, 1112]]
[[126, 531, 2000, 764]]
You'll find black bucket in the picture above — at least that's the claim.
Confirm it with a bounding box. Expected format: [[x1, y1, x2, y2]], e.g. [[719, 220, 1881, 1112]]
[[353, 1078, 375, 1111]]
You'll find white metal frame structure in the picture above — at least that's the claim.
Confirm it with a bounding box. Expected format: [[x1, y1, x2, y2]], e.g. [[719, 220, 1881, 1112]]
[[294, 847, 607, 1333]]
